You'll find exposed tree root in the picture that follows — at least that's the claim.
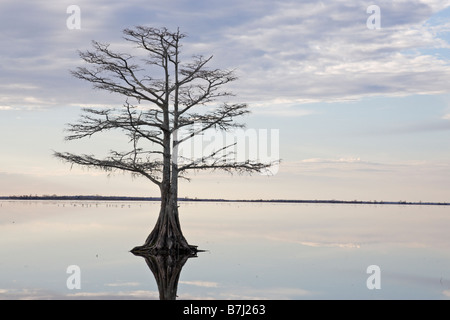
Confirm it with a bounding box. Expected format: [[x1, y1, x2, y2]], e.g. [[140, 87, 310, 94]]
[[130, 243, 199, 256]]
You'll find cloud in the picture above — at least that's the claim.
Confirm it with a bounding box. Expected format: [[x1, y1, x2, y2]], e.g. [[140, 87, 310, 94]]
[[179, 280, 220, 288], [1, 0, 449, 112], [287, 157, 450, 176], [300, 157, 363, 164], [251, 101, 315, 117], [0, 288, 68, 300], [442, 290, 450, 298], [0, 288, 160, 300], [288, 157, 390, 175], [387, 119, 450, 134], [66, 290, 159, 299], [218, 1, 450, 105], [104, 282, 140, 287], [266, 236, 361, 249], [299, 241, 360, 249], [218, 287, 316, 300]]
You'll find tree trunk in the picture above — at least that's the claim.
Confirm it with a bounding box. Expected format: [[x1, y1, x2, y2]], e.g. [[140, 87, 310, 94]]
[[131, 185, 197, 255], [130, 44, 200, 255]]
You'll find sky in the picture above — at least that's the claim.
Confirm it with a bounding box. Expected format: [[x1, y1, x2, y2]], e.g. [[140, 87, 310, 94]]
[[1, 0, 450, 202]]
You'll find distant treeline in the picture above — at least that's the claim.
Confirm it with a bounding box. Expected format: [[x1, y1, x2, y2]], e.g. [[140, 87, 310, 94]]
[[0, 195, 449, 206], [0, 195, 160, 201]]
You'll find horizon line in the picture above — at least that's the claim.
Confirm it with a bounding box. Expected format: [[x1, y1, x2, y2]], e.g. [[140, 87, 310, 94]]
[[0, 195, 449, 206]]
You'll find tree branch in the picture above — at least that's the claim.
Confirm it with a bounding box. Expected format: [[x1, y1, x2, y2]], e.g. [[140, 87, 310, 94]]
[[56, 26, 278, 195], [72, 41, 166, 108], [54, 151, 162, 186], [174, 103, 250, 146]]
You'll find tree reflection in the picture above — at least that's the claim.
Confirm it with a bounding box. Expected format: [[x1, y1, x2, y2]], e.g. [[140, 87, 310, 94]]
[[131, 250, 198, 300]]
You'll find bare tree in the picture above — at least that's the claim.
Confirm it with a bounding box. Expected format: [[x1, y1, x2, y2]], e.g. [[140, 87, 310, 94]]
[[55, 26, 275, 254]]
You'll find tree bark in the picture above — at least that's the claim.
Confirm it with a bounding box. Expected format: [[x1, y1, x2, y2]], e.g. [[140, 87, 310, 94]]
[[130, 36, 198, 255], [131, 183, 197, 255]]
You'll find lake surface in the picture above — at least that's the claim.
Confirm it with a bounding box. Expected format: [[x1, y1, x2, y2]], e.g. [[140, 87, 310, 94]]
[[1, 200, 450, 299]]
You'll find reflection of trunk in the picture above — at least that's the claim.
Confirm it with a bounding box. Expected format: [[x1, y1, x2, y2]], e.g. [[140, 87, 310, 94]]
[[132, 251, 196, 300]]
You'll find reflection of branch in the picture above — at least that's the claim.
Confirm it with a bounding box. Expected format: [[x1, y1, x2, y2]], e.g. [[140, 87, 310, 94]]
[[131, 251, 197, 300]]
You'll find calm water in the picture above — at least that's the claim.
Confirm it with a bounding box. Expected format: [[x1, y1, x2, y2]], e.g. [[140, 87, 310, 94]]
[[1, 200, 450, 299]]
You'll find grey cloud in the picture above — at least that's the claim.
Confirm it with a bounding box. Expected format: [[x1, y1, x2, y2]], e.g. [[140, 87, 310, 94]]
[[0, 287, 160, 300], [217, 1, 450, 105], [1, 0, 450, 111], [385, 119, 450, 135]]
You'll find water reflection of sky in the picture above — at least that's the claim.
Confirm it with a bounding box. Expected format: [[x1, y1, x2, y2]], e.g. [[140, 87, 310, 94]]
[[1, 200, 450, 299]]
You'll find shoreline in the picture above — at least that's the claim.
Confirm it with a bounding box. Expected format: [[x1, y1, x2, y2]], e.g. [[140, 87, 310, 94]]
[[0, 195, 448, 206]]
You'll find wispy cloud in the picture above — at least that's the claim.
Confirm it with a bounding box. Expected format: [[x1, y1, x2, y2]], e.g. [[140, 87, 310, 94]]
[[387, 119, 450, 134], [300, 157, 364, 164], [285, 158, 450, 176], [219, 1, 450, 105], [217, 287, 316, 300], [179, 280, 220, 288], [266, 236, 362, 249], [1, 1, 449, 111], [0, 288, 63, 300], [66, 290, 159, 299], [104, 282, 140, 287], [251, 101, 315, 117]]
